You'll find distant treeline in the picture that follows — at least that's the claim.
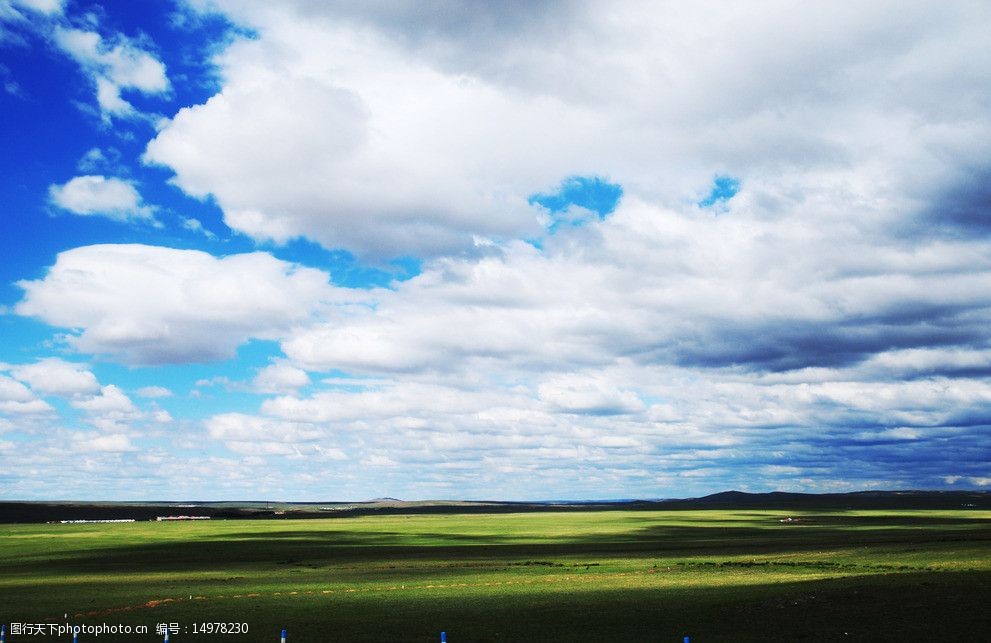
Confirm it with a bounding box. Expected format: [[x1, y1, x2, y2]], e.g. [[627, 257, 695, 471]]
[[0, 490, 988, 524]]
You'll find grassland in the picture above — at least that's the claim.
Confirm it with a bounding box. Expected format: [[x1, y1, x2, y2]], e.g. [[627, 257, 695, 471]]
[[1, 509, 989, 642]]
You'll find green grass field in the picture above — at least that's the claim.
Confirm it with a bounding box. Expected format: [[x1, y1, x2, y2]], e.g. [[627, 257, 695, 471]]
[[1, 509, 989, 642]]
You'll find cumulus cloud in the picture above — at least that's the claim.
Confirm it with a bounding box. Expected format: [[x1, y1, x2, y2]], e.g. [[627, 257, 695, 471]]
[[242, 188, 991, 495], [53, 26, 169, 121], [71, 384, 137, 415], [10, 358, 100, 397], [143, 4, 612, 257], [49, 175, 155, 222], [206, 412, 325, 456], [15, 244, 360, 364], [281, 197, 991, 377], [0, 374, 54, 415], [252, 361, 310, 394], [144, 0, 991, 259], [1, 359, 168, 440]]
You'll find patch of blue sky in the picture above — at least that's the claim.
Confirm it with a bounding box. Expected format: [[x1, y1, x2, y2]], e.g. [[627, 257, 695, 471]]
[[157, 384, 264, 421], [40, 394, 82, 427], [529, 175, 623, 234], [0, 316, 60, 365], [262, 239, 422, 290], [530, 176, 624, 216], [698, 175, 741, 208], [0, 2, 242, 300], [0, 47, 93, 296]]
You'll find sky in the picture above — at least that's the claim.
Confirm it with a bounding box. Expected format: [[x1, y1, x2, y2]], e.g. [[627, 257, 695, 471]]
[[1, 0, 989, 501]]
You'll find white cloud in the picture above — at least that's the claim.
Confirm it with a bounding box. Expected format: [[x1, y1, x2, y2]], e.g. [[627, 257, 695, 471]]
[[0, 374, 54, 415], [151, 409, 173, 423], [11, 198, 991, 495], [144, 0, 991, 259], [361, 454, 396, 467], [538, 375, 644, 416], [281, 197, 991, 378], [761, 465, 803, 476], [0, 63, 22, 96], [49, 175, 154, 222], [180, 217, 216, 239], [53, 26, 169, 121], [76, 147, 122, 173], [222, 354, 987, 496], [141, 6, 594, 257], [206, 412, 326, 456], [78, 147, 107, 170], [252, 361, 309, 394], [0, 399, 54, 415], [207, 413, 322, 443], [71, 384, 137, 415], [72, 432, 138, 453], [217, 184, 991, 496], [860, 348, 991, 378], [10, 0, 62, 15], [10, 358, 100, 397], [137, 386, 173, 398], [15, 244, 360, 365]]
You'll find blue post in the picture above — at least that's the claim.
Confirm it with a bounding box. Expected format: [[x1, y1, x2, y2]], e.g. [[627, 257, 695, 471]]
[[1, 623, 5, 643], [74, 630, 78, 643], [441, 632, 447, 643], [165, 630, 170, 642], [280, 629, 287, 643], [684, 637, 690, 643]]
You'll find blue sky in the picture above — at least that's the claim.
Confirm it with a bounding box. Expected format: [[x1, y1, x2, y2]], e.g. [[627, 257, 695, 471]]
[[1, 0, 989, 500]]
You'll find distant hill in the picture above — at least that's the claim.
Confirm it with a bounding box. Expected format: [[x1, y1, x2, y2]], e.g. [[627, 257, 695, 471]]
[[655, 489, 991, 510], [0, 490, 987, 523]]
